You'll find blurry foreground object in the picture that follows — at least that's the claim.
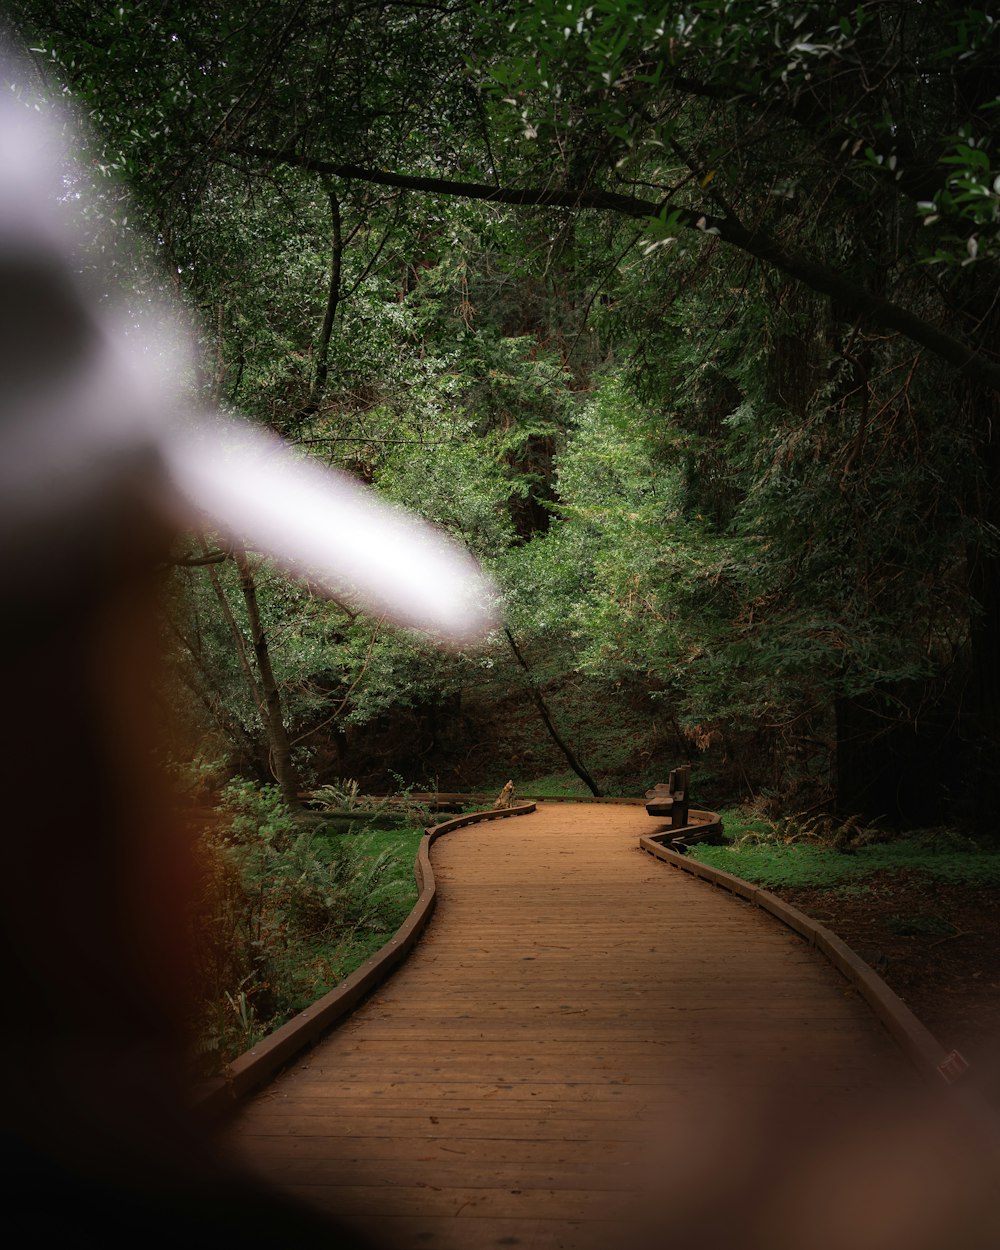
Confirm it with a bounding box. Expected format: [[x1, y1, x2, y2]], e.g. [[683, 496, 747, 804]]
[[2, 29, 1000, 1250], [625, 1068, 1000, 1250], [0, 38, 493, 1244], [0, 57, 495, 642]]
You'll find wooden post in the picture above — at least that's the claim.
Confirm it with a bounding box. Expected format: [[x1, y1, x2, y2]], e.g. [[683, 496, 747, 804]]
[[670, 766, 690, 828]]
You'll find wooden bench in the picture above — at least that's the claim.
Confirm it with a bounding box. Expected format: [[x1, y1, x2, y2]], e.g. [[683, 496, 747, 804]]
[[645, 765, 690, 827]]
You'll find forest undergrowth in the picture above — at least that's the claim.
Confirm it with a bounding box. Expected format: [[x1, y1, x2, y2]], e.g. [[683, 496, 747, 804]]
[[186, 775, 426, 1073]]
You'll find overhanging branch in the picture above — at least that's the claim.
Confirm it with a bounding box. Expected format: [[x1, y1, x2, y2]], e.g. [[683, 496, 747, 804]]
[[235, 144, 1000, 392], [237, 144, 660, 215]]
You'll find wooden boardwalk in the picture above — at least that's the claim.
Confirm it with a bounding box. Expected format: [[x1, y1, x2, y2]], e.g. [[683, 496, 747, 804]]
[[223, 802, 911, 1249]]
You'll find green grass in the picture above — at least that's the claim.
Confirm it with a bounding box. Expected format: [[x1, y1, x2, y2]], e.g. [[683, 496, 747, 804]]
[[476, 771, 591, 798], [315, 824, 424, 863], [495, 770, 642, 798], [194, 814, 426, 1071], [689, 812, 1000, 889], [519, 771, 592, 796], [304, 826, 424, 996]]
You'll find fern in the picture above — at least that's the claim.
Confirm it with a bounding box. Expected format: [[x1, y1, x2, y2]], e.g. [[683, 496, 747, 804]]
[[187, 780, 419, 1075]]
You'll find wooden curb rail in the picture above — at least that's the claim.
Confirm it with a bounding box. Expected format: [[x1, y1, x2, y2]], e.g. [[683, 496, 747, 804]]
[[637, 830, 968, 1087], [193, 802, 536, 1118]]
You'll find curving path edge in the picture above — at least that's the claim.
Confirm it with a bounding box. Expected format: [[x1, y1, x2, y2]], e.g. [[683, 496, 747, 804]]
[[222, 802, 936, 1250], [196, 803, 537, 1116], [200, 797, 980, 1115]]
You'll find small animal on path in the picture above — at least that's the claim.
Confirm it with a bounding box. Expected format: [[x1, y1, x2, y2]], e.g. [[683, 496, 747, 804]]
[[493, 779, 516, 808]]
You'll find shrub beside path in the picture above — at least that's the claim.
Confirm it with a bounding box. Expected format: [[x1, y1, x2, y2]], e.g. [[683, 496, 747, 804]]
[[222, 802, 920, 1249]]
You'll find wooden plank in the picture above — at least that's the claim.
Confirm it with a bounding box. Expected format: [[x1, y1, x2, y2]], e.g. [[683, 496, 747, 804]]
[[275, 1182, 645, 1219], [225, 1135, 641, 1163], [229, 1113, 672, 1138], [329, 1214, 622, 1250], [300, 1035, 844, 1055], [230, 1157, 643, 1190], [258, 1051, 866, 1079]]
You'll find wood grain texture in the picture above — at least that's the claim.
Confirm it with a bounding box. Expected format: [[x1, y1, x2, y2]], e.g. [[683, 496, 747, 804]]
[[224, 802, 911, 1249]]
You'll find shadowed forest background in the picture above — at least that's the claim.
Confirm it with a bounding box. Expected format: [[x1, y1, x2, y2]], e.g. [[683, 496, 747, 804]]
[[13, 1, 1000, 826]]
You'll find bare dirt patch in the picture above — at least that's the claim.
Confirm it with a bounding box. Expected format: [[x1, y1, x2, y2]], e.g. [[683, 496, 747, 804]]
[[773, 872, 1000, 1092]]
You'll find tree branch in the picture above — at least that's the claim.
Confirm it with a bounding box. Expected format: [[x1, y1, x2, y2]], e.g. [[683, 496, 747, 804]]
[[233, 144, 1000, 392], [504, 627, 602, 797], [167, 548, 230, 567], [236, 144, 660, 214]]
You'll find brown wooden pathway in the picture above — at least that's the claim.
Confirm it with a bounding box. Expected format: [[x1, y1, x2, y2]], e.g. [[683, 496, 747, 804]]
[[223, 802, 911, 1249]]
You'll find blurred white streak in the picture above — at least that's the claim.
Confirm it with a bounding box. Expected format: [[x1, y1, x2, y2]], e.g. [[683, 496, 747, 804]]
[[0, 45, 497, 642], [163, 421, 496, 643]]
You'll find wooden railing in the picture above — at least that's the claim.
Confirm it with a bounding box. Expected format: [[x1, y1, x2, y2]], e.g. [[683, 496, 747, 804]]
[[638, 832, 970, 1087]]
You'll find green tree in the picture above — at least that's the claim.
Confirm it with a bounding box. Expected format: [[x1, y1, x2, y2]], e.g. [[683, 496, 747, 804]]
[[18, 1, 1000, 820]]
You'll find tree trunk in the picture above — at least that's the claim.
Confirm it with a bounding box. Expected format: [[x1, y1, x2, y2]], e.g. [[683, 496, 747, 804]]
[[834, 695, 896, 821], [504, 628, 602, 796], [202, 553, 276, 781], [956, 254, 1000, 828], [834, 687, 961, 826], [169, 620, 267, 779], [964, 382, 1000, 829], [232, 545, 303, 811]]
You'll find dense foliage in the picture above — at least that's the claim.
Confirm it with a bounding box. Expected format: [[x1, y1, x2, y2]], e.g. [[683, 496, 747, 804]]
[[12, 1, 1000, 828], [187, 773, 424, 1066]]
